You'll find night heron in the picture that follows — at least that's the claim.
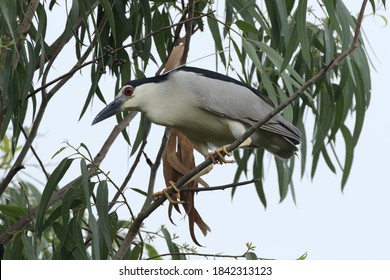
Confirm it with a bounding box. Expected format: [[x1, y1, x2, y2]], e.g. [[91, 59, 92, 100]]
[[92, 66, 301, 201]]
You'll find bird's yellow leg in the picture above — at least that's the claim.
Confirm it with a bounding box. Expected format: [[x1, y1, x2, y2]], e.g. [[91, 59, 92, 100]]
[[152, 138, 253, 204], [152, 164, 213, 204], [209, 145, 234, 164], [152, 181, 184, 204], [209, 138, 253, 164]]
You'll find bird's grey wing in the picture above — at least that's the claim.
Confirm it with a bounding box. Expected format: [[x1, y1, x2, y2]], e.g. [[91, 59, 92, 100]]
[[194, 74, 301, 144]]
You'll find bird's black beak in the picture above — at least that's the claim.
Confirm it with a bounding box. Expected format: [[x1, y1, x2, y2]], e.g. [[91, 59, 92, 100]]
[[92, 96, 126, 125]]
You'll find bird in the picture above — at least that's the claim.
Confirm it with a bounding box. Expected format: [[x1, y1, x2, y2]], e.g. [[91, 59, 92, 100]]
[[93, 66, 300, 156], [92, 66, 301, 201]]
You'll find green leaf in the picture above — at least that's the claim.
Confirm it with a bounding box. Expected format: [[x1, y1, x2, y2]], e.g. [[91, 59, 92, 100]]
[[125, 244, 142, 260], [275, 158, 289, 202], [235, 20, 260, 35], [260, 71, 277, 104], [323, 23, 334, 65], [245, 251, 258, 260], [297, 252, 308, 260], [36, 158, 73, 236], [130, 187, 148, 197], [96, 181, 113, 257], [275, 0, 290, 47], [80, 159, 100, 259], [0, 0, 17, 41], [208, 12, 226, 66], [340, 125, 354, 191], [21, 234, 35, 260], [51, 146, 69, 159], [322, 0, 342, 35], [99, 0, 116, 44], [3, 232, 24, 259], [296, 0, 311, 66], [321, 146, 336, 174], [253, 149, 266, 208], [161, 227, 185, 260], [130, 113, 150, 156], [242, 40, 262, 70], [146, 244, 161, 260], [152, 9, 167, 63], [281, 21, 298, 72]]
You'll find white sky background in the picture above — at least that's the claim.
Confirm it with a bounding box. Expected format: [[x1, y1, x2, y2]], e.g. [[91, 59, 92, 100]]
[[23, 1, 390, 259]]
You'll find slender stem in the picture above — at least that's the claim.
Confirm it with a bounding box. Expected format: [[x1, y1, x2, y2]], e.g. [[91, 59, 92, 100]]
[[180, 178, 260, 193]]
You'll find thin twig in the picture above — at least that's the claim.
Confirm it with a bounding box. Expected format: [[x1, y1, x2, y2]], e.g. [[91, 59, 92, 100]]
[[19, 125, 50, 180], [180, 178, 260, 193]]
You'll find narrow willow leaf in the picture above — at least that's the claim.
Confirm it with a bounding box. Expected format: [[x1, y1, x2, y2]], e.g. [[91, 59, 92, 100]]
[[323, 23, 334, 65], [146, 244, 161, 260], [131, 113, 150, 156], [321, 146, 336, 174], [277, 87, 293, 122], [253, 41, 305, 87], [3, 232, 24, 259], [161, 227, 185, 260], [80, 159, 100, 259], [21, 235, 35, 260], [322, 0, 342, 35], [276, 0, 290, 47], [313, 86, 334, 155], [36, 158, 73, 236], [340, 125, 354, 190], [130, 187, 148, 197], [297, 252, 308, 260], [335, 1, 353, 51], [275, 158, 288, 202], [99, 0, 116, 43], [351, 53, 370, 146], [0, 0, 17, 41], [64, 0, 79, 37], [330, 85, 346, 140], [265, 0, 281, 48], [296, 0, 311, 66], [152, 9, 167, 63], [208, 12, 226, 66], [253, 149, 266, 208], [235, 20, 260, 35], [69, 217, 89, 259], [311, 149, 320, 179], [124, 244, 140, 260], [281, 21, 298, 72], [298, 110, 307, 178], [260, 71, 277, 104], [242, 40, 262, 70], [96, 181, 113, 256], [245, 252, 258, 260]]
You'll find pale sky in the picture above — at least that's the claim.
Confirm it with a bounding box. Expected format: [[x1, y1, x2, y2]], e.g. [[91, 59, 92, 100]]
[[24, 1, 390, 259]]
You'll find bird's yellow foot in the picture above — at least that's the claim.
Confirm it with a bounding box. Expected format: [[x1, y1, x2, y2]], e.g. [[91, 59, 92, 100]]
[[152, 181, 184, 204], [209, 145, 235, 164]]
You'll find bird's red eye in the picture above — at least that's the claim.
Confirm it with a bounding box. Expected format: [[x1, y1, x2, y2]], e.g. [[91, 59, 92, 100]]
[[123, 86, 134, 96]]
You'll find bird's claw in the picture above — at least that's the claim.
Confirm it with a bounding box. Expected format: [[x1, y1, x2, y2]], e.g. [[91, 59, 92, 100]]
[[152, 181, 184, 204], [209, 145, 235, 164]]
